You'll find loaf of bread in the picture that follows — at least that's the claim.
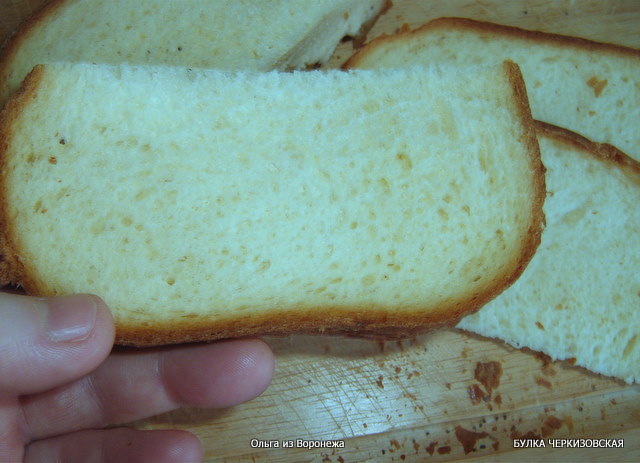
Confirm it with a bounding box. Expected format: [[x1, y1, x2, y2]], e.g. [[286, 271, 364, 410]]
[[345, 17, 640, 165], [0, 61, 544, 346], [0, 0, 389, 106], [458, 126, 640, 384]]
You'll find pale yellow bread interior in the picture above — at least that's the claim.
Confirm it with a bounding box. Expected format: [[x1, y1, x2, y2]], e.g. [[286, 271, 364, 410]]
[[0, 62, 544, 346]]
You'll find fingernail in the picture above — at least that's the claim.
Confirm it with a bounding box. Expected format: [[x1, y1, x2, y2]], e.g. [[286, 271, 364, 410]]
[[44, 295, 98, 342]]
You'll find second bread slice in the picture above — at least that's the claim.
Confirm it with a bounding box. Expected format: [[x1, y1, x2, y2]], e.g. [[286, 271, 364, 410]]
[[458, 127, 640, 384], [0, 62, 545, 346], [345, 17, 640, 164]]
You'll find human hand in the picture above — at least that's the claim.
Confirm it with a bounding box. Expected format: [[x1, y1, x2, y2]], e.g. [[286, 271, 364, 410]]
[[0, 292, 275, 462]]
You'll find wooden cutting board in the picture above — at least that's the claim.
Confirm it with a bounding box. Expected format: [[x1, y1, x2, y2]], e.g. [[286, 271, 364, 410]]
[[2, 1, 639, 462]]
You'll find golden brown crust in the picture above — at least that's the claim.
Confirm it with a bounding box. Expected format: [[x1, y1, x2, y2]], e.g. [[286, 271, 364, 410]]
[[114, 288, 511, 347], [343, 16, 640, 69], [499, 60, 547, 293], [534, 120, 640, 177], [0, 0, 66, 104], [0, 64, 47, 287]]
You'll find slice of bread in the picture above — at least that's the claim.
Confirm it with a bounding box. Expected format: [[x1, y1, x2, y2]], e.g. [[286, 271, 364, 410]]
[[458, 126, 640, 384], [345, 17, 640, 165], [0, 62, 544, 346], [0, 0, 389, 106]]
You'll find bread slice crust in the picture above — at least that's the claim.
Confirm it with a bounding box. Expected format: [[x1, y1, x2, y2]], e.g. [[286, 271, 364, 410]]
[[0, 63, 545, 347], [0, 0, 69, 101], [345, 17, 640, 69], [535, 120, 640, 175], [0, 64, 45, 287]]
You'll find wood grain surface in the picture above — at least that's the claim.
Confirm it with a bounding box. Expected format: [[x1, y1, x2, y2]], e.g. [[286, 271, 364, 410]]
[[1, 1, 639, 462]]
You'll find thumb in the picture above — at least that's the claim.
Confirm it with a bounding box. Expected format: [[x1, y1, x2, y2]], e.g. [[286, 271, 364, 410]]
[[0, 292, 115, 395]]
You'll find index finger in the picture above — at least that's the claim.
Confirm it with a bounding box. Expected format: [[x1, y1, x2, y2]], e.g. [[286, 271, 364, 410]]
[[20, 338, 275, 441]]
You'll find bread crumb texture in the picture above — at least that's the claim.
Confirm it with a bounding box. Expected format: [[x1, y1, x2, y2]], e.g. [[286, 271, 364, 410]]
[[459, 135, 640, 384], [1, 63, 542, 344]]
